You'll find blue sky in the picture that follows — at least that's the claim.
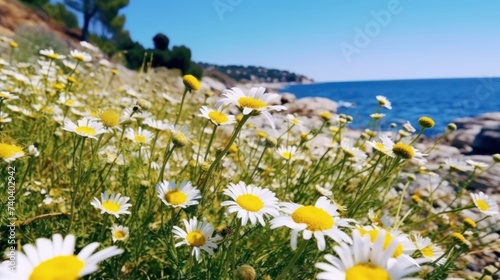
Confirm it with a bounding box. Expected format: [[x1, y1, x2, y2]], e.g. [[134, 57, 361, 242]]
[[122, 1, 500, 82]]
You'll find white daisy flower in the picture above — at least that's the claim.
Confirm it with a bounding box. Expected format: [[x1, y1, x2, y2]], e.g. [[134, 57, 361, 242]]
[[465, 159, 488, 170], [357, 226, 417, 259], [315, 229, 421, 279], [167, 125, 191, 147], [0, 234, 123, 279], [0, 112, 12, 123], [39, 49, 66, 60], [367, 134, 395, 156], [340, 138, 367, 162], [156, 180, 201, 208], [379, 136, 427, 165], [403, 121, 416, 133], [27, 145, 40, 157], [443, 158, 470, 172], [277, 145, 300, 161], [90, 191, 132, 218], [286, 114, 302, 126], [110, 225, 130, 242], [58, 96, 82, 107], [63, 118, 108, 139], [198, 105, 236, 126], [161, 93, 180, 104], [70, 49, 92, 62], [0, 143, 25, 162], [370, 113, 386, 119], [144, 118, 170, 131], [217, 87, 286, 129], [470, 191, 499, 215], [80, 41, 99, 52], [172, 217, 222, 261], [270, 196, 354, 251], [125, 127, 154, 145], [63, 60, 78, 71], [99, 59, 111, 67], [221, 181, 280, 226], [376, 95, 392, 110], [412, 234, 446, 265], [0, 91, 19, 100]]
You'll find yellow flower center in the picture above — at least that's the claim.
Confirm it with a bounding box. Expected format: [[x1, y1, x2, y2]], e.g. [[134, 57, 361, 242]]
[[172, 132, 188, 147], [208, 111, 229, 124], [291, 118, 300, 124], [463, 218, 477, 228], [113, 230, 126, 240], [374, 143, 385, 151], [43, 107, 55, 114], [102, 201, 120, 212], [186, 231, 206, 247], [75, 126, 96, 136], [319, 112, 331, 120], [0, 143, 24, 160], [421, 246, 434, 258], [29, 255, 84, 280], [65, 100, 75, 106], [359, 229, 403, 257], [378, 98, 387, 106], [47, 53, 60, 60], [183, 75, 201, 91], [418, 116, 435, 128], [392, 142, 414, 159], [236, 194, 264, 212], [67, 77, 77, 84], [0, 92, 9, 98], [346, 263, 391, 280], [451, 232, 467, 244], [134, 135, 147, 143], [257, 131, 267, 138], [291, 206, 334, 231], [475, 199, 489, 211], [165, 190, 187, 205], [342, 148, 355, 158], [281, 151, 293, 160], [238, 97, 266, 109], [100, 110, 119, 127], [73, 54, 85, 61]]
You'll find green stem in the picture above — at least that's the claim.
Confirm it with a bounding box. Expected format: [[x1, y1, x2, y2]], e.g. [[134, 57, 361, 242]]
[[247, 146, 268, 182], [157, 145, 176, 184], [204, 124, 218, 160], [174, 88, 189, 126], [200, 115, 250, 191], [275, 240, 308, 280], [230, 222, 241, 280], [393, 181, 411, 229]]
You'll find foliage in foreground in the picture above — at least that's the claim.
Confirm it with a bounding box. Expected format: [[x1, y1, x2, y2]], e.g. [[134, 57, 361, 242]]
[[0, 39, 499, 279]]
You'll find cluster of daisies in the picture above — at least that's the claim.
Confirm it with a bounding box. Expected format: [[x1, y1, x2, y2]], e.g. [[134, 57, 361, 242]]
[[1, 38, 500, 279]]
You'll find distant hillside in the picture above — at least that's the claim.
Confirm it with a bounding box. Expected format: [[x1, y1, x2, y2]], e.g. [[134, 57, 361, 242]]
[[198, 63, 313, 84]]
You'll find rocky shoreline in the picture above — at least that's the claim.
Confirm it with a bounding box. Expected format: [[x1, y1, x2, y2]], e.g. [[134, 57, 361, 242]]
[[202, 77, 500, 194]]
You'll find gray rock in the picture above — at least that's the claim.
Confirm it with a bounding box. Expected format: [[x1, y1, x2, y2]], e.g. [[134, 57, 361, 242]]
[[471, 127, 500, 154], [286, 97, 338, 117]]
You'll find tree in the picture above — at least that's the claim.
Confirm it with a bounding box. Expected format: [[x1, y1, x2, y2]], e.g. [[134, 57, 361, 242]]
[[64, 0, 129, 41], [153, 33, 169, 51]]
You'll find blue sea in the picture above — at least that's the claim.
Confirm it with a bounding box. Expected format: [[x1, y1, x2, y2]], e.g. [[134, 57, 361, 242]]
[[280, 78, 500, 136]]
